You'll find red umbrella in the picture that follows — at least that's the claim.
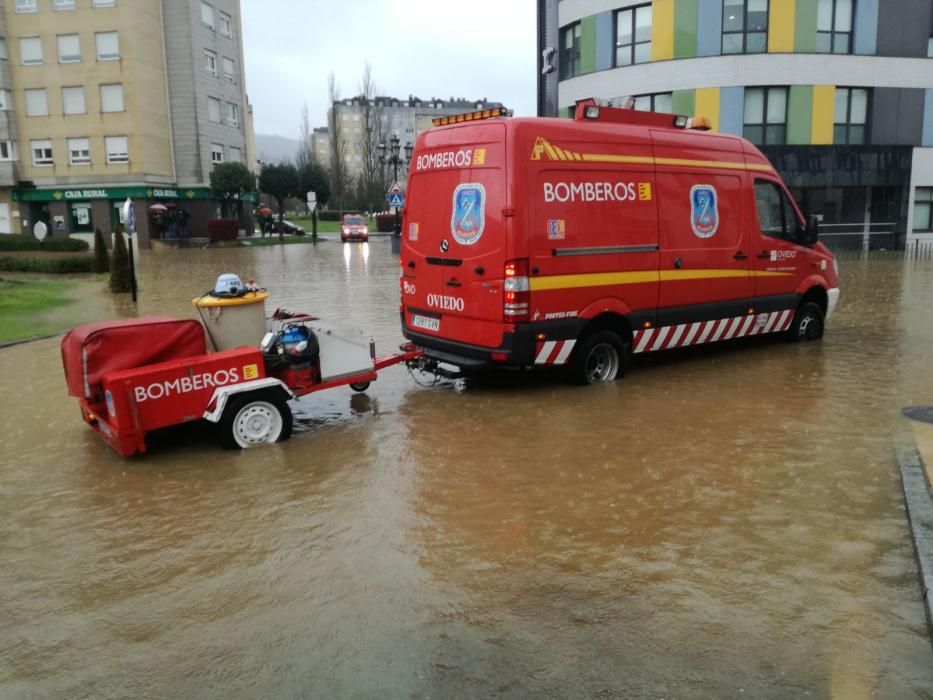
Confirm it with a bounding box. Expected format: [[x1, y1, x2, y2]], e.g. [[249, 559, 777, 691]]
[[258, 207, 273, 215], [149, 203, 168, 213]]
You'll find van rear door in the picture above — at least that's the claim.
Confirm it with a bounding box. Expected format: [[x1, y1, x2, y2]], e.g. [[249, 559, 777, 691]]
[[402, 123, 508, 349]]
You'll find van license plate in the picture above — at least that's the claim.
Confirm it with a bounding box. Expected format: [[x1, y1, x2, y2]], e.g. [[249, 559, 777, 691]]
[[411, 314, 440, 332]]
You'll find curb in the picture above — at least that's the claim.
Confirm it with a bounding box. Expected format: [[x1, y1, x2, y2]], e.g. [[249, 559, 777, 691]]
[[896, 436, 933, 647], [0, 331, 64, 350]]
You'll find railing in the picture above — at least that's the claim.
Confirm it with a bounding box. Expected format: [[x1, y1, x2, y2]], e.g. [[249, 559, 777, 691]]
[[834, 237, 933, 261], [817, 222, 897, 252]]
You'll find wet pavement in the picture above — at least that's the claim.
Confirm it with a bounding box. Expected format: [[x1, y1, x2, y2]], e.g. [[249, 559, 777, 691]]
[[2, 241, 933, 698]]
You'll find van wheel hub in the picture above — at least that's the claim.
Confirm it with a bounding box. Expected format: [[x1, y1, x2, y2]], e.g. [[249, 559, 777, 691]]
[[585, 343, 620, 383], [233, 401, 283, 447]]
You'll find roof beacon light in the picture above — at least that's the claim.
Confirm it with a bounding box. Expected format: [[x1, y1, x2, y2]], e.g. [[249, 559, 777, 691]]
[[687, 116, 712, 131], [432, 106, 511, 127], [674, 115, 689, 128], [584, 106, 600, 119]]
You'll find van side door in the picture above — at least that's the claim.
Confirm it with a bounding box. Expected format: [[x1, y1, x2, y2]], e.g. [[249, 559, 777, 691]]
[[750, 178, 807, 311]]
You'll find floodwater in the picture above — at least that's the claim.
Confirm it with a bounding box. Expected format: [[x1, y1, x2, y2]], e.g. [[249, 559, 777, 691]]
[[2, 239, 933, 698]]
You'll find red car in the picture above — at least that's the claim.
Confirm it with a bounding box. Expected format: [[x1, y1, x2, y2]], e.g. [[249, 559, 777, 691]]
[[341, 214, 368, 242]]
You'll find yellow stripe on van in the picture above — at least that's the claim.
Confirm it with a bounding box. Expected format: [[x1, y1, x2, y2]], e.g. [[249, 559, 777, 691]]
[[530, 268, 792, 292]]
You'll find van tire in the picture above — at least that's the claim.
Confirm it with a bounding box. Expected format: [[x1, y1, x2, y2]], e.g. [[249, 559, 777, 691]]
[[567, 331, 625, 385], [787, 302, 825, 342], [218, 390, 293, 449]]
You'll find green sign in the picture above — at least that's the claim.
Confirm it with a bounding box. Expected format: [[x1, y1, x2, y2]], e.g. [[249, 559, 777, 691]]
[[12, 185, 259, 203]]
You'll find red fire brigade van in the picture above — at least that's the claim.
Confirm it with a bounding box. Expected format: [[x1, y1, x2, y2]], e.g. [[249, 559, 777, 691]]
[[400, 102, 839, 384]]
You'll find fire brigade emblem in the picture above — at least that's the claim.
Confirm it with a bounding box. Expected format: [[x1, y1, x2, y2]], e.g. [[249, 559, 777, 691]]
[[451, 183, 486, 245], [690, 184, 719, 239]]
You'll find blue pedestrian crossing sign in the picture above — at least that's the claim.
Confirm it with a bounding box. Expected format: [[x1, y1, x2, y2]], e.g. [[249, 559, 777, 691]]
[[388, 192, 404, 207]]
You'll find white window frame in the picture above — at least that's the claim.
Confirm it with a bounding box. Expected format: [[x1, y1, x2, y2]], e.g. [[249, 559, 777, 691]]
[[20, 37, 43, 65], [219, 12, 232, 37], [57, 34, 81, 63], [31, 139, 53, 166], [95, 32, 119, 61], [68, 137, 91, 165], [62, 86, 86, 115], [201, 1, 214, 29], [226, 102, 239, 126], [25, 88, 49, 117], [0, 89, 11, 111], [54, 0, 76, 10], [204, 49, 217, 76], [0, 141, 18, 161], [0, 39, 7, 61], [100, 83, 124, 113], [105, 135, 128, 164], [222, 57, 235, 83], [208, 97, 221, 123], [16, 0, 38, 13], [92, 0, 116, 6], [211, 143, 223, 164]]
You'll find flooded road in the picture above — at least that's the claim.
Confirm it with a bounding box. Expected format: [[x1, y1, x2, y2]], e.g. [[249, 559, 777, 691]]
[[2, 240, 933, 698]]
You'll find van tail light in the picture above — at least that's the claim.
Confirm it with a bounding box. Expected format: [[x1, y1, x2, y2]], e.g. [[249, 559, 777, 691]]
[[503, 258, 530, 323]]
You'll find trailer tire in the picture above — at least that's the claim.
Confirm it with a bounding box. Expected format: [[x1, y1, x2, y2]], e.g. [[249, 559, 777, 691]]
[[787, 302, 824, 343], [567, 330, 626, 385], [349, 381, 371, 392], [218, 390, 293, 449]]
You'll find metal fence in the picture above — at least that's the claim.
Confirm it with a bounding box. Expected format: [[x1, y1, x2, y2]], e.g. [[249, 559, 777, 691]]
[[817, 222, 898, 252], [833, 237, 933, 261]]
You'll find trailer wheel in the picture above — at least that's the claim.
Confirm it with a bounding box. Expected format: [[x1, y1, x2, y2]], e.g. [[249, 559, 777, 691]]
[[349, 381, 371, 392], [787, 302, 825, 343], [567, 331, 625, 385], [218, 390, 293, 449]]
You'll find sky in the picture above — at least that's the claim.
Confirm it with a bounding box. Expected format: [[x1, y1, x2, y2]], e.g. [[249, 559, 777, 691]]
[[241, 0, 537, 139]]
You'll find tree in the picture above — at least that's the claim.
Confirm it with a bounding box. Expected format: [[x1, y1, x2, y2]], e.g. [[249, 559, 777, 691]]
[[327, 72, 348, 212], [210, 161, 256, 218], [109, 224, 131, 293], [92, 227, 110, 273], [258, 163, 300, 238], [357, 63, 389, 213], [296, 102, 314, 170], [298, 161, 330, 209]]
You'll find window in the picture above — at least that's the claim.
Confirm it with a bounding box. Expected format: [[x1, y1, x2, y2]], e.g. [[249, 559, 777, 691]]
[[614, 4, 652, 67], [833, 87, 868, 144], [31, 139, 53, 166], [722, 0, 768, 54], [92, 0, 116, 6], [0, 142, 18, 161], [632, 92, 673, 113], [743, 86, 787, 145], [914, 188, 933, 231], [100, 83, 124, 112], [223, 57, 235, 83], [559, 23, 581, 79], [16, 0, 37, 13], [0, 90, 11, 110], [68, 137, 90, 165], [219, 12, 232, 37], [62, 86, 86, 115], [211, 143, 223, 163], [20, 37, 43, 65], [57, 34, 80, 63], [928, 36, 933, 58], [201, 1, 214, 29], [25, 88, 48, 117], [70, 203, 93, 231], [226, 102, 239, 126], [54, 0, 76, 9], [96, 32, 119, 60], [105, 136, 128, 163], [208, 97, 221, 122], [0, 39, 7, 61], [817, 0, 853, 54], [755, 180, 803, 240], [228, 146, 241, 162], [204, 49, 217, 75]]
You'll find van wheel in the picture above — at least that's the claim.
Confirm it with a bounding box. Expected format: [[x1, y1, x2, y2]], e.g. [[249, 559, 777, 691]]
[[788, 302, 825, 342], [568, 331, 625, 385], [218, 390, 293, 449], [349, 381, 371, 392]]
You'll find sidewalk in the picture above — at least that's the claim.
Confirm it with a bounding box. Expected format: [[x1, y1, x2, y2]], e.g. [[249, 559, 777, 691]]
[[898, 407, 933, 646]]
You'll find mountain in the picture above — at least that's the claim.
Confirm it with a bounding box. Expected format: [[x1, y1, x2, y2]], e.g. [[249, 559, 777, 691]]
[[255, 133, 300, 165]]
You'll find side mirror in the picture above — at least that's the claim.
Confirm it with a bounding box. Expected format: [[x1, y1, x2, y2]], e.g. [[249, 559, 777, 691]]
[[803, 215, 819, 245]]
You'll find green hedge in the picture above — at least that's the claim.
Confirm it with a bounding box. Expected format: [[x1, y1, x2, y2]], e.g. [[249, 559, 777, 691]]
[[0, 235, 89, 252], [319, 210, 362, 222], [0, 255, 94, 273]]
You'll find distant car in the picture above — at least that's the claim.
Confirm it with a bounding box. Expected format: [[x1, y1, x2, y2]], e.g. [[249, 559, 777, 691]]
[[341, 214, 368, 242], [269, 220, 306, 236]]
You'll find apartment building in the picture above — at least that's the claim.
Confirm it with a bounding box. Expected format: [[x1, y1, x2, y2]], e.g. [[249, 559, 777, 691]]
[[3, 0, 255, 247], [537, 0, 933, 248]]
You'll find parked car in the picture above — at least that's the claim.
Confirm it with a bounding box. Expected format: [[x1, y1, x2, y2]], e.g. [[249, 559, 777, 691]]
[[341, 214, 369, 242], [269, 220, 306, 236]]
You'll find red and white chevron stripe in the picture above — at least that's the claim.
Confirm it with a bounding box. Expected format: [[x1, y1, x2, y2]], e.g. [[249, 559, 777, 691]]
[[534, 339, 577, 365], [631, 309, 795, 354]]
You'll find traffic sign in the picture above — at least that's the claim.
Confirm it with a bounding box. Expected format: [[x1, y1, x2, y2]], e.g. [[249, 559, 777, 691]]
[[388, 192, 404, 207], [33, 221, 48, 242], [122, 197, 137, 234], [388, 181, 403, 195]]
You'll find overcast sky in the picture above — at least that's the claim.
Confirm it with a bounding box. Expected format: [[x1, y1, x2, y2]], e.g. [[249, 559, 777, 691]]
[[241, 0, 537, 139]]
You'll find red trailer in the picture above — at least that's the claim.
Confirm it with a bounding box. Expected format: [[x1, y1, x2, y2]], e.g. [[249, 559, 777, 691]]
[[62, 316, 421, 456]]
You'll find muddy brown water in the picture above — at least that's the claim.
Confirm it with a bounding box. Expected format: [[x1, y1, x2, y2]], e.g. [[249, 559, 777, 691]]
[[2, 240, 933, 698]]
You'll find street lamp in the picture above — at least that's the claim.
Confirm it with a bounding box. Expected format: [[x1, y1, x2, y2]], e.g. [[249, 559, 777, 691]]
[[378, 135, 413, 237]]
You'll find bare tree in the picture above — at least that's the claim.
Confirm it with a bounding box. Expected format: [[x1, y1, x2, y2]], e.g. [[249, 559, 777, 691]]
[[297, 102, 313, 169], [357, 62, 388, 212], [327, 72, 348, 212]]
